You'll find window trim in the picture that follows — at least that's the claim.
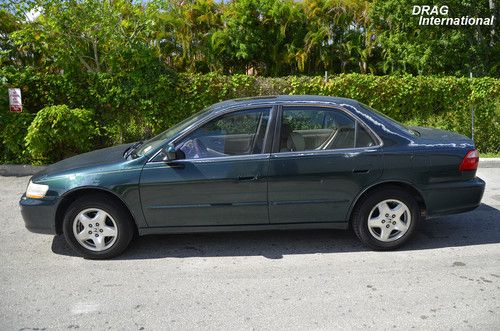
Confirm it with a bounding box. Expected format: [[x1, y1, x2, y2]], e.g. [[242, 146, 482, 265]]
[[272, 103, 383, 155]]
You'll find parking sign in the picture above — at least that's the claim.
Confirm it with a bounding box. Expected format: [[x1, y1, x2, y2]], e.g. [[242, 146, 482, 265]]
[[8, 88, 22, 113]]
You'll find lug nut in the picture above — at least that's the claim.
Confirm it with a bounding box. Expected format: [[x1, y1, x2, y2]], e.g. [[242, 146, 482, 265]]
[[393, 221, 396, 225], [99, 229, 103, 233], [95, 234, 99, 237], [385, 214, 389, 217], [89, 224, 92, 227], [392, 215, 396, 218], [88, 231, 92, 234], [96, 223, 99, 226], [386, 224, 390, 228], [382, 220, 385, 224]]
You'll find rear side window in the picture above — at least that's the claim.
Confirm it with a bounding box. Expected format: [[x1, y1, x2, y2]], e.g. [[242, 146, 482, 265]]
[[279, 106, 376, 152]]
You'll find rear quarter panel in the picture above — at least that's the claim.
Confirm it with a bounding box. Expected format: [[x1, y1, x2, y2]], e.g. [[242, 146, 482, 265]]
[[364, 114, 482, 218]]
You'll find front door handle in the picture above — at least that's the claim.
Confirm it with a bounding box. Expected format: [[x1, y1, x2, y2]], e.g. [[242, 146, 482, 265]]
[[353, 169, 370, 174]]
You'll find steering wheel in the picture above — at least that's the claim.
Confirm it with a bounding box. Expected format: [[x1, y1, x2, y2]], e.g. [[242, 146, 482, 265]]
[[179, 138, 209, 159]]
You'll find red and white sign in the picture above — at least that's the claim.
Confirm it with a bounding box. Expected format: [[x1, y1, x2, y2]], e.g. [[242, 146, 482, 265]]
[[8, 88, 23, 113]]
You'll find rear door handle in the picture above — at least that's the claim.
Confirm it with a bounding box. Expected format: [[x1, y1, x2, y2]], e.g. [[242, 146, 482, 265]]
[[353, 169, 370, 174], [237, 175, 260, 181]]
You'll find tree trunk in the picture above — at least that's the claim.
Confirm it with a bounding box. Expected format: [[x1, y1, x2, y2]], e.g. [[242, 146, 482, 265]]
[[93, 40, 100, 72]]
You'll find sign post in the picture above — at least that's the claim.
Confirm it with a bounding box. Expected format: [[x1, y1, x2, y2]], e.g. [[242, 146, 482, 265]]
[[8, 88, 23, 113]]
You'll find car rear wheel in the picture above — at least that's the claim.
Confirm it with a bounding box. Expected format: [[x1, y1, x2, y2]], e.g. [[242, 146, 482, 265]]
[[352, 187, 420, 250], [63, 194, 135, 259]]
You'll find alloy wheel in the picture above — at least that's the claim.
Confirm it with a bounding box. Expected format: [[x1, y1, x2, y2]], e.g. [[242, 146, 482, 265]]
[[72, 208, 118, 251], [367, 199, 411, 242]]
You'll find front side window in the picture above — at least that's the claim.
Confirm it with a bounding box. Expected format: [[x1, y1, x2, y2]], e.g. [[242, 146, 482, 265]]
[[279, 106, 376, 152], [135, 107, 212, 158], [177, 108, 271, 159]]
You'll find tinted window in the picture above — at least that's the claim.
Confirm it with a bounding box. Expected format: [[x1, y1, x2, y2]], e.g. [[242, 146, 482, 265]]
[[279, 106, 375, 152], [135, 106, 212, 157], [178, 108, 270, 159]]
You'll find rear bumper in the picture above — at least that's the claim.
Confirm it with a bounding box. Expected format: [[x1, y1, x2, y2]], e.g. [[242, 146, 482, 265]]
[[422, 177, 485, 217], [19, 194, 58, 235]]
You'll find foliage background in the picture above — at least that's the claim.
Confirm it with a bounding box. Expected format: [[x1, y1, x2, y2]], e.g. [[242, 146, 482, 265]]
[[0, 0, 499, 163], [1, 72, 498, 163]]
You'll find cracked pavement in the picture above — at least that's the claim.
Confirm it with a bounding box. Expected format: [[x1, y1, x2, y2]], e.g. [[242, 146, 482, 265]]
[[0, 168, 499, 330]]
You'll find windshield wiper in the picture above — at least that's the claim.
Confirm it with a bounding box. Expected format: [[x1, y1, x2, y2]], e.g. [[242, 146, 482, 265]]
[[124, 140, 144, 159]]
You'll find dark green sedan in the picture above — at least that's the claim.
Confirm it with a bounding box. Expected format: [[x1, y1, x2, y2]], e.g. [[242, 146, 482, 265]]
[[20, 96, 485, 259]]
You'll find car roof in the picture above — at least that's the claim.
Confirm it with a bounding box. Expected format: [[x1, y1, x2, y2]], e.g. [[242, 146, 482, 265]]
[[209, 95, 359, 113]]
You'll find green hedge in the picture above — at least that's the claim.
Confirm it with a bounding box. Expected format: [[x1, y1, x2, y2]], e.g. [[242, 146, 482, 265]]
[[172, 74, 499, 154], [1, 73, 499, 164]]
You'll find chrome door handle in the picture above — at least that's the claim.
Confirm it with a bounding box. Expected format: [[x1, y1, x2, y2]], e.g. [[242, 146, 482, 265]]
[[237, 175, 260, 181]]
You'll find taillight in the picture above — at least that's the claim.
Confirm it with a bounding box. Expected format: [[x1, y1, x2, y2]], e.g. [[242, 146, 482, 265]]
[[459, 149, 479, 171]]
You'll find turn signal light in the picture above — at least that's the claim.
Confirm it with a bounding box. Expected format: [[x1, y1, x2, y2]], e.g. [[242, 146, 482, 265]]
[[459, 149, 479, 171]]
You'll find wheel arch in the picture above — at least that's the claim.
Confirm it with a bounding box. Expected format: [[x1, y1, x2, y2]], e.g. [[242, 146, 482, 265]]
[[348, 181, 427, 226], [55, 187, 138, 235]]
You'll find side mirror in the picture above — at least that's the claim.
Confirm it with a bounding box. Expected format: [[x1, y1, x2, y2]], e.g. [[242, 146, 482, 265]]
[[162, 144, 185, 162], [163, 144, 177, 162]]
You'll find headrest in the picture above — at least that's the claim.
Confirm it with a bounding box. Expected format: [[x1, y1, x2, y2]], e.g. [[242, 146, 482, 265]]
[[287, 132, 305, 151]]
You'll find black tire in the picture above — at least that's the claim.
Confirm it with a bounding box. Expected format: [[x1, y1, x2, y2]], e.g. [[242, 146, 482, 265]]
[[352, 187, 421, 250], [62, 193, 135, 259]]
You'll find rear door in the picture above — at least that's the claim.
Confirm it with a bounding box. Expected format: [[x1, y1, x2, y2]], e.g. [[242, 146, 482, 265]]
[[268, 105, 384, 224]]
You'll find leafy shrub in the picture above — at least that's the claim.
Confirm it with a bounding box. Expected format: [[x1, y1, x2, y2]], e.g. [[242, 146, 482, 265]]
[[0, 112, 35, 163], [25, 105, 99, 164]]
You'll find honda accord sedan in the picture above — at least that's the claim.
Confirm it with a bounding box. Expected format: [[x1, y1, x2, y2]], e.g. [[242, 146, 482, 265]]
[[20, 95, 485, 259]]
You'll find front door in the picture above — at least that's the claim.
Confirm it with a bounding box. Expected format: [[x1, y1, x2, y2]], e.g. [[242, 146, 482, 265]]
[[268, 105, 383, 224], [140, 107, 272, 227]]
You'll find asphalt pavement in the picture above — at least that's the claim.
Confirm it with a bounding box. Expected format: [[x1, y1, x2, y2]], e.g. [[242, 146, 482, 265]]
[[0, 169, 499, 330]]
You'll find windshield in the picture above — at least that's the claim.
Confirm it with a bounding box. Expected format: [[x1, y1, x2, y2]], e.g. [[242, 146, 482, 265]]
[[358, 102, 419, 136], [134, 107, 212, 157]]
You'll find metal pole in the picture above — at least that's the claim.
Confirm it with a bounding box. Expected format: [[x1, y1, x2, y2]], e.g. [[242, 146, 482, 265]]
[[470, 71, 474, 142]]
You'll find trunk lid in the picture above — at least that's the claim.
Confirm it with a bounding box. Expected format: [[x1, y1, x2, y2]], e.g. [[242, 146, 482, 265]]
[[409, 126, 473, 145]]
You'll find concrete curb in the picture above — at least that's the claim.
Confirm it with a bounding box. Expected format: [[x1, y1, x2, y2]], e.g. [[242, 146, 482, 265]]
[[0, 165, 47, 177], [1, 158, 499, 176], [479, 158, 500, 168]]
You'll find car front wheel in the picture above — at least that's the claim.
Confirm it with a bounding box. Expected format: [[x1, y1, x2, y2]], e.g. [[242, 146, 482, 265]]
[[62, 194, 135, 259], [352, 187, 420, 250]]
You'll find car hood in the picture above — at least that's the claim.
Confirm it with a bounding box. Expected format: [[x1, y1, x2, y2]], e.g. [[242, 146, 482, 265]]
[[32, 144, 130, 181]]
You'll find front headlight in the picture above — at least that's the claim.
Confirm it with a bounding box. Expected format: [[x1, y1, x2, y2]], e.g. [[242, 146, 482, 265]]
[[26, 181, 49, 199]]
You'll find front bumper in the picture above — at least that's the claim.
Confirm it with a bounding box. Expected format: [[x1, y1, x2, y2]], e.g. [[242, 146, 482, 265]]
[[19, 194, 58, 235], [423, 177, 485, 217]]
